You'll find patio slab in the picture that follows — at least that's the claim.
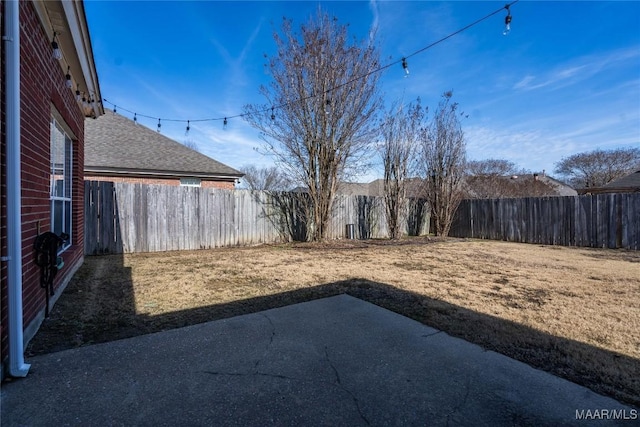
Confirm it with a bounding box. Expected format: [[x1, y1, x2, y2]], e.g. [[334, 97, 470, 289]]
[[1, 294, 636, 426]]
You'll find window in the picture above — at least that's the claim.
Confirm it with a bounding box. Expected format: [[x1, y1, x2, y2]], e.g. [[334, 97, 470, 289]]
[[50, 118, 73, 251], [180, 178, 201, 187]]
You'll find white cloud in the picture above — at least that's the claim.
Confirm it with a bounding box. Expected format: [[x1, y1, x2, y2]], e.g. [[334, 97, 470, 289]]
[[512, 46, 640, 92], [513, 75, 535, 90], [368, 0, 379, 43], [193, 121, 269, 169]]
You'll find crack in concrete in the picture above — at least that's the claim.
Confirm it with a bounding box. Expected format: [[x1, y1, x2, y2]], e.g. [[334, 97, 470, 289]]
[[201, 346, 372, 427], [323, 346, 370, 426], [324, 346, 341, 385], [253, 313, 276, 372], [422, 331, 442, 339], [201, 319, 370, 426], [444, 376, 472, 427], [202, 370, 295, 382]]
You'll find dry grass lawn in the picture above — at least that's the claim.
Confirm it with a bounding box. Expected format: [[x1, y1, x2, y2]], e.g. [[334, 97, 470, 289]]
[[28, 238, 640, 406]]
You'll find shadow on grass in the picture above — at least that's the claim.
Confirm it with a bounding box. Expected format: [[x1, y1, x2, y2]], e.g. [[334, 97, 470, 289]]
[[27, 256, 639, 408]]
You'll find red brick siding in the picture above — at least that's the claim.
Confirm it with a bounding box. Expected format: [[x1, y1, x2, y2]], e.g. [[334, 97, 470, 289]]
[[84, 176, 236, 190], [1, 1, 86, 364]]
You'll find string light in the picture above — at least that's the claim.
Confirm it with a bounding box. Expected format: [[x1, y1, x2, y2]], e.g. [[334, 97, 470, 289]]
[[503, 5, 512, 35], [157, 118, 161, 133], [51, 32, 62, 60], [75, 86, 81, 102], [186, 120, 190, 135], [65, 66, 72, 88], [100, 1, 519, 130], [113, 105, 117, 114]]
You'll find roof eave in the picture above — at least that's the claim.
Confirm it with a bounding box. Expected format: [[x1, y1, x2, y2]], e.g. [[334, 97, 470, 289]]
[[85, 167, 244, 181], [33, 0, 103, 118]]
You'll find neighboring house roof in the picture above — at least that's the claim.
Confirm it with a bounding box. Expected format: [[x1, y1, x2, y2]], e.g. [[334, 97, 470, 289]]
[[579, 170, 640, 194], [84, 110, 242, 180], [337, 182, 375, 196], [603, 170, 640, 191], [337, 178, 426, 198], [541, 175, 579, 197], [464, 174, 577, 199], [336, 174, 576, 199]]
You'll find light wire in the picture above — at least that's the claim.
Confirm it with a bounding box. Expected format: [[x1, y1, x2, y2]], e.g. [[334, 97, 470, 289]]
[[101, 1, 519, 127]]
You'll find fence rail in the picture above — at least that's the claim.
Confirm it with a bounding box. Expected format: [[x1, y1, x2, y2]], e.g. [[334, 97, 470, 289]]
[[449, 193, 640, 250], [85, 182, 638, 254], [84, 181, 429, 254]]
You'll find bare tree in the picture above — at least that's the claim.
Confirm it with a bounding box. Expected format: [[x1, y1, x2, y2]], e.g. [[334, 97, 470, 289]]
[[379, 99, 425, 239], [554, 147, 640, 188], [465, 159, 523, 198], [466, 159, 518, 176], [240, 164, 289, 191], [182, 138, 199, 152], [244, 11, 382, 241], [417, 91, 466, 236]]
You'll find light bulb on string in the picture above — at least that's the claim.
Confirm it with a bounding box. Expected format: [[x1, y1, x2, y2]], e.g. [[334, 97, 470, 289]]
[[75, 86, 81, 102], [186, 120, 190, 136], [402, 58, 409, 76], [223, 118, 228, 130], [65, 66, 72, 88], [503, 5, 512, 35], [51, 32, 62, 60], [113, 105, 117, 114], [133, 113, 137, 125], [157, 118, 161, 133], [91, 2, 523, 131]]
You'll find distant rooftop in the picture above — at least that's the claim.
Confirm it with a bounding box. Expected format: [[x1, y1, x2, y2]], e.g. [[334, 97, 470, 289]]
[[603, 170, 640, 190], [336, 174, 576, 199], [85, 110, 242, 180]]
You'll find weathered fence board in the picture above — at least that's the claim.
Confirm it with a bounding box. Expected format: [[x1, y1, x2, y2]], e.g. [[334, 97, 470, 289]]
[[87, 182, 637, 253], [450, 193, 639, 250], [84, 182, 430, 254]]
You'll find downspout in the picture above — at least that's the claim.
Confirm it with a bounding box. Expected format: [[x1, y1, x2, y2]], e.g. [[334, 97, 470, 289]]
[[4, 0, 30, 377]]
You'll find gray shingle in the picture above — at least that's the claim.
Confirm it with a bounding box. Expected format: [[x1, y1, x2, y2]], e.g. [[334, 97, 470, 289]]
[[603, 170, 640, 189], [84, 110, 242, 178]]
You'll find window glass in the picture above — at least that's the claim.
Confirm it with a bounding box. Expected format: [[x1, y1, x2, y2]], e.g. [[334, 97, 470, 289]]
[[50, 118, 73, 251], [180, 178, 201, 187]]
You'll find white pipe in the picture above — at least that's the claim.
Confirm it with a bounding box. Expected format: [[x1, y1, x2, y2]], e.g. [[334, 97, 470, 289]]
[[4, 0, 30, 377]]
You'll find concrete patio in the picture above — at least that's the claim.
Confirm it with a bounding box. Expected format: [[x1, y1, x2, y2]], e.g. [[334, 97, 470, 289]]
[[1, 295, 636, 426]]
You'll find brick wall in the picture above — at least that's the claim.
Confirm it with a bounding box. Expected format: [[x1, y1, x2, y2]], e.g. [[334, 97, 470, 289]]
[[84, 175, 235, 190], [1, 1, 86, 365]]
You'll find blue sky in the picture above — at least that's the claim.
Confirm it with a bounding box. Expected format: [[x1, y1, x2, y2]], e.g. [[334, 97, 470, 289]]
[[85, 1, 640, 181]]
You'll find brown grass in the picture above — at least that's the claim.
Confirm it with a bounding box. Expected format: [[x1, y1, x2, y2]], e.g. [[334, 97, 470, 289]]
[[28, 238, 640, 406]]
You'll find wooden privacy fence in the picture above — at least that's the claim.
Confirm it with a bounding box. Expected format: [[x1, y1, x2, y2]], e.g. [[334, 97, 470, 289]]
[[449, 193, 640, 250], [84, 181, 430, 254]]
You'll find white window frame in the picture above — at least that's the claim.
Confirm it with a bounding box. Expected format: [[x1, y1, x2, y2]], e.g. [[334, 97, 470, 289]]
[[50, 117, 73, 252], [180, 177, 202, 187]]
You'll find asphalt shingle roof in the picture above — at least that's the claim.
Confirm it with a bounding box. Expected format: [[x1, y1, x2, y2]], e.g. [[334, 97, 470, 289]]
[[336, 175, 575, 199], [603, 170, 640, 189], [84, 110, 242, 178]]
